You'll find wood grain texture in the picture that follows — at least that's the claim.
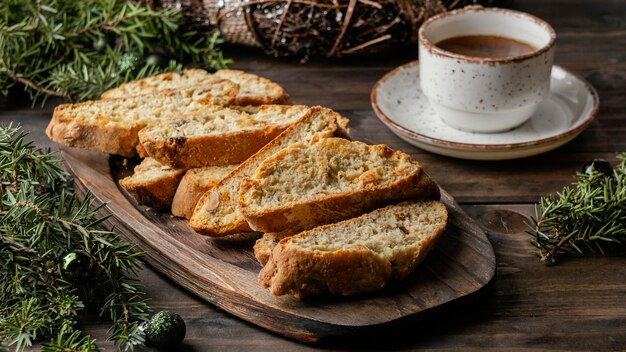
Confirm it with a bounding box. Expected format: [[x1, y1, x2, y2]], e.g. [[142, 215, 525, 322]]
[[60, 145, 495, 342], [3, 1, 626, 349]]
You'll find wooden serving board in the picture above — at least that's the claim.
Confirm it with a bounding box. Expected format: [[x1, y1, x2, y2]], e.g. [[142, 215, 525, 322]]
[[60, 145, 496, 343]]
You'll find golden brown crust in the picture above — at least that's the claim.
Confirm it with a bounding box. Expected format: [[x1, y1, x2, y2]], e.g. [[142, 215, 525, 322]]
[[171, 174, 209, 219], [258, 200, 448, 297], [259, 246, 391, 297], [253, 175, 438, 266], [102, 69, 292, 106], [139, 125, 290, 169], [170, 165, 237, 219], [231, 93, 292, 106], [46, 104, 143, 156], [213, 69, 292, 106], [239, 141, 441, 233], [253, 232, 294, 266], [46, 82, 238, 156], [136, 143, 149, 158], [119, 168, 186, 210], [190, 107, 349, 236]]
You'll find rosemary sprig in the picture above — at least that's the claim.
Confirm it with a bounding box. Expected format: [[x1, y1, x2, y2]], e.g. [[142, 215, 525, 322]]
[[529, 153, 626, 264], [0, 125, 150, 351]]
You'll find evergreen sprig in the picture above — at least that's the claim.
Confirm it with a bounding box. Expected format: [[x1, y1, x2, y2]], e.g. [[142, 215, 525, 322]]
[[0, 0, 232, 103], [529, 153, 626, 264], [0, 125, 150, 351]]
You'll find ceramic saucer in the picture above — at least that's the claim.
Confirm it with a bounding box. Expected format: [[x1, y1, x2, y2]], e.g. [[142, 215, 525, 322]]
[[370, 60, 599, 160]]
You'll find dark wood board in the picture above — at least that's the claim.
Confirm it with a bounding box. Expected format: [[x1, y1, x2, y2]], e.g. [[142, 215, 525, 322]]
[[60, 144, 496, 343]]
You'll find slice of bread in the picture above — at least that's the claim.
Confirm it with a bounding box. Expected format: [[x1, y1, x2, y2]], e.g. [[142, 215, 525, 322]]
[[213, 69, 291, 105], [171, 164, 238, 219], [259, 200, 448, 297], [190, 107, 350, 236], [46, 81, 238, 156], [119, 158, 186, 210], [254, 231, 294, 266], [101, 69, 291, 105], [238, 138, 440, 233], [138, 105, 310, 169]]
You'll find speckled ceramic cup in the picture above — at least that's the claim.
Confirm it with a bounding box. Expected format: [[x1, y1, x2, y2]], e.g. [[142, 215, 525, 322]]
[[418, 6, 556, 133]]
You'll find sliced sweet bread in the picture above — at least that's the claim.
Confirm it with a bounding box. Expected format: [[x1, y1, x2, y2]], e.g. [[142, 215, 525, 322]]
[[46, 81, 238, 156], [238, 138, 440, 233], [119, 158, 186, 210], [254, 231, 294, 266], [190, 106, 350, 236], [138, 105, 310, 169], [171, 164, 238, 219], [101, 69, 291, 105], [259, 200, 448, 297], [213, 69, 291, 105]]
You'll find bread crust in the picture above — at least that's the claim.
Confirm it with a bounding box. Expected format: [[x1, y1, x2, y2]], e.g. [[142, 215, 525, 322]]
[[102, 69, 292, 106], [190, 107, 349, 236], [46, 82, 239, 156], [253, 232, 293, 266], [171, 165, 237, 219], [258, 200, 448, 297], [238, 143, 441, 233], [119, 167, 186, 210], [260, 246, 392, 297], [252, 176, 439, 265], [171, 173, 207, 218], [213, 69, 292, 106], [46, 103, 143, 156], [139, 125, 290, 169]]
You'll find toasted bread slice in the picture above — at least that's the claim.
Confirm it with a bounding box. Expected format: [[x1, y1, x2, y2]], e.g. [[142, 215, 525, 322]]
[[253, 231, 294, 266], [190, 107, 349, 236], [213, 69, 291, 105], [171, 164, 238, 219], [138, 105, 310, 169], [259, 200, 448, 297], [101, 69, 291, 105], [46, 81, 238, 156], [119, 158, 186, 210], [238, 138, 440, 233]]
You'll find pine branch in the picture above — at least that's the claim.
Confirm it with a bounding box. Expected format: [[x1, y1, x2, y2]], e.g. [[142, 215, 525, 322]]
[[42, 328, 100, 352], [528, 153, 626, 264], [3, 69, 70, 99], [0, 125, 151, 351], [0, 0, 231, 103]]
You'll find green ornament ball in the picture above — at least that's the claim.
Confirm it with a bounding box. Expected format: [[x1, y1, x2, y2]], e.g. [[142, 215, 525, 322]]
[[60, 250, 93, 283], [118, 52, 141, 72], [145, 311, 186, 349]]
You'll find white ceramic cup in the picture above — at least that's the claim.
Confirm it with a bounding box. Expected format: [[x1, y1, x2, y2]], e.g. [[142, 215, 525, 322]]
[[418, 6, 556, 133]]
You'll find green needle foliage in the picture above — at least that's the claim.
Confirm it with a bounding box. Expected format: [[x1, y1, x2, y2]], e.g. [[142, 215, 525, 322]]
[[0, 125, 150, 351], [0, 0, 232, 104], [529, 153, 626, 264]]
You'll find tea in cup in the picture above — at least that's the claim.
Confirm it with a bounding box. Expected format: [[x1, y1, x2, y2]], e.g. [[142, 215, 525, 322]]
[[418, 6, 556, 133]]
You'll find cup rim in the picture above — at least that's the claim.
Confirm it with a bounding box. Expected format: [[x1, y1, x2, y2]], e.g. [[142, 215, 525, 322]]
[[418, 6, 556, 63]]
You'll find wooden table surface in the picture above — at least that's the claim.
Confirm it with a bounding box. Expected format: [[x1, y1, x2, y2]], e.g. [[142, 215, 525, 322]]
[[2, 0, 625, 350]]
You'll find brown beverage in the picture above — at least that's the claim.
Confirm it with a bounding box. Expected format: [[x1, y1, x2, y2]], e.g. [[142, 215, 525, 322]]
[[435, 35, 536, 58]]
